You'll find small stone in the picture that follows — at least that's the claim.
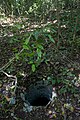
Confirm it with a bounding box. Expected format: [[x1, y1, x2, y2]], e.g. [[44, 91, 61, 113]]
[[48, 110, 52, 114]]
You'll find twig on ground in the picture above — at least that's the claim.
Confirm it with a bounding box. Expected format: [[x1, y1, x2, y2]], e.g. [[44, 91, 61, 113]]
[[1, 70, 17, 94], [0, 48, 24, 72]]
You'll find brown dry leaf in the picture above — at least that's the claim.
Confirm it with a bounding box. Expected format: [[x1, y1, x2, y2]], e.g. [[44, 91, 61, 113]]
[[4, 95, 10, 101]]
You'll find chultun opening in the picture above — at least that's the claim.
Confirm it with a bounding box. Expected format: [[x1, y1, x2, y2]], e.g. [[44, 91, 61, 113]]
[[25, 83, 52, 106], [30, 96, 50, 106]]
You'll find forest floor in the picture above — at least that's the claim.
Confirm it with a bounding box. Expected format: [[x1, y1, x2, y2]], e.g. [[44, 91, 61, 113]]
[[0, 17, 80, 120]]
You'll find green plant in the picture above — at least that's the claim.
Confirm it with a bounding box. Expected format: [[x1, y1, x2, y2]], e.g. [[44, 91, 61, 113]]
[[14, 26, 56, 72]]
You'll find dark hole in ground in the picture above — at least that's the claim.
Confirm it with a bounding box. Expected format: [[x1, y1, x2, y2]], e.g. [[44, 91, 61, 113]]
[[25, 81, 52, 107], [30, 96, 50, 106]]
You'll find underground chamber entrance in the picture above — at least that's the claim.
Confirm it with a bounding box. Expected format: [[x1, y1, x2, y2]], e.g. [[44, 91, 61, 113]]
[[25, 81, 53, 106], [30, 96, 50, 106]]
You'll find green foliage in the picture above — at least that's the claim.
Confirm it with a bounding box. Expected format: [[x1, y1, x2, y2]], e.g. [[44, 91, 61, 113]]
[[32, 64, 36, 72], [1, 0, 80, 85], [12, 26, 56, 72], [8, 36, 19, 44]]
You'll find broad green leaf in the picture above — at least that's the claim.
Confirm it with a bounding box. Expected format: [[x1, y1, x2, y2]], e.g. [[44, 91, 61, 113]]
[[24, 38, 30, 45], [32, 64, 36, 72], [37, 48, 42, 58], [48, 34, 55, 43], [15, 24, 21, 30], [37, 44, 44, 49], [23, 45, 29, 50], [28, 60, 33, 64], [51, 28, 56, 33], [15, 53, 19, 60]]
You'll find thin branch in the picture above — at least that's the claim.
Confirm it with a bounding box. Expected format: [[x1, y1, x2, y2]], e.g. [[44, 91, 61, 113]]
[[1, 70, 17, 94], [62, 106, 67, 120], [0, 48, 24, 72]]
